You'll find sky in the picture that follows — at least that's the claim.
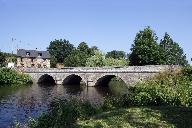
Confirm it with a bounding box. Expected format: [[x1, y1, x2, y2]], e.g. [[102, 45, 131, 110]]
[[0, 0, 191, 63]]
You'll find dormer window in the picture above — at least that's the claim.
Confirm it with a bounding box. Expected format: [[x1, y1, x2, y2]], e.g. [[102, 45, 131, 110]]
[[38, 53, 42, 57], [26, 52, 30, 56]]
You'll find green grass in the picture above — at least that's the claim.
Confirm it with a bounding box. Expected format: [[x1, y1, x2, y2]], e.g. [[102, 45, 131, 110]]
[[76, 106, 192, 128]]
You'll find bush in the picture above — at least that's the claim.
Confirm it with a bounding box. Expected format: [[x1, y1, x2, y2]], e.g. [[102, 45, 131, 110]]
[[0, 68, 33, 86], [36, 98, 100, 127], [102, 67, 192, 107], [125, 67, 192, 107]]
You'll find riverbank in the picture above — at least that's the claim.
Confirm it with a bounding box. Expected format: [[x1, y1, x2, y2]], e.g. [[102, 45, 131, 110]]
[[24, 97, 192, 128], [16, 66, 192, 127], [77, 106, 192, 128], [0, 68, 33, 86]]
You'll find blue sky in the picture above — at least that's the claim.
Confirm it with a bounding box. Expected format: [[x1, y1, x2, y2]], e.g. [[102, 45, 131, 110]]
[[0, 0, 191, 63]]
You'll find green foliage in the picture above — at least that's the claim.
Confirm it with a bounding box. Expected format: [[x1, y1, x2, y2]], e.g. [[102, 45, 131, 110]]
[[90, 46, 99, 55], [64, 42, 93, 67], [0, 68, 33, 86], [36, 98, 99, 127], [0, 52, 16, 67], [182, 66, 192, 78], [104, 57, 128, 67], [100, 67, 192, 107], [47, 39, 74, 64], [160, 33, 188, 66], [126, 68, 192, 107], [27, 117, 37, 128], [50, 57, 57, 68], [64, 49, 88, 67], [86, 50, 128, 67], [0, 52, 6, 67], [77, 42, 92, 55], [86, 50, 105, 67], [77, 107, 192, 128], [106, 50, 126, 59], [129, 27, 164, 66]]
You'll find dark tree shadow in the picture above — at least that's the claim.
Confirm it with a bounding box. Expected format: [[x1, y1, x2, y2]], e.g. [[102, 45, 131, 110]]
[[149, 106, 192, 128], [74, 106, 192, 128]]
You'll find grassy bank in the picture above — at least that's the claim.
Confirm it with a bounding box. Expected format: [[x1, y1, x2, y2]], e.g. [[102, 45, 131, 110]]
[[0, 68, 33, 86], [24, 99, 192, 128], [77, 106, 192, 128]]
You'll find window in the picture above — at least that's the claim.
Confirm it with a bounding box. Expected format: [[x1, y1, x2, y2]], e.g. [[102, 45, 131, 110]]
[[38, 53, 42, 57], [31, 58, 34, 62], [26, 52, 30, 56], [37, 64, 41, 68]]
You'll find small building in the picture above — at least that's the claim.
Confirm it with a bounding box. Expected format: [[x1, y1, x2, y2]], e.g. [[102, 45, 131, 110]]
[[7, 62, 15, 68], [17, 49, 51, 68]]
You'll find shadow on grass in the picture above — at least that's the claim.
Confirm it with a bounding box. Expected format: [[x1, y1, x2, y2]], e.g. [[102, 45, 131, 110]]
[[76, 106, 192, 128], [150, 106, 192, 128]]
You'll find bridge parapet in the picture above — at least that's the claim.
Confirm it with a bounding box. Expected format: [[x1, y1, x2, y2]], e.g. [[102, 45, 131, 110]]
[[21, 65, 179, 73]]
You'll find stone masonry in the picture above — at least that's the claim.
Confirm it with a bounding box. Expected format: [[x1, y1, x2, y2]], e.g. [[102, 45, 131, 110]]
[[22, 65, 179, 86]]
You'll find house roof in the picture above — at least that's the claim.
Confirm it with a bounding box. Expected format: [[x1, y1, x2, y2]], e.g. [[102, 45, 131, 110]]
[[17, 49, 51, 59]]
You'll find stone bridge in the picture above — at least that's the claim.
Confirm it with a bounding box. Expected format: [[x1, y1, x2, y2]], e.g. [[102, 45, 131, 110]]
[[22, 65, 178, 86]]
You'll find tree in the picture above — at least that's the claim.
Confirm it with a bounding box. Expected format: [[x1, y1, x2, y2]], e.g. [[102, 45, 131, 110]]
[[159, 33, 188, 66], [90, 46, 99, 55], [104, 57, 128, 67], [77, 42, 91, 55], [64, 42, 92, 67], [0, 52, 6, 67], [106, 50, 126, 59], [47, 39, 74, 65], [86, 50, 105, 67], [129, 27, 163, 66], [64, 49, 88, 67]]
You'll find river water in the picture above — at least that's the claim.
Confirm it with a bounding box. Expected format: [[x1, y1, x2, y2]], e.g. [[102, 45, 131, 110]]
[[0, 84, 112, 127]]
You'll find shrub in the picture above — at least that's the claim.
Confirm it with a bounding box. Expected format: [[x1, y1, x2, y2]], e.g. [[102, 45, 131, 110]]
[[125, 67, 192, 107], [36, 98, 100, 127], [0, 68, 32, 86]]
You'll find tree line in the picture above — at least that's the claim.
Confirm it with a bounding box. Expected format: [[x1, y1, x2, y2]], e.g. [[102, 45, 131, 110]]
[[48, 27, 188, 67], [0, 27, 187, 68]]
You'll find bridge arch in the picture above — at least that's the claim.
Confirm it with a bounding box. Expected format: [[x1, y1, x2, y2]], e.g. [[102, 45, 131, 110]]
[[62, 74, 86, 85], [37, 74, 56, 85], [95, 75, 127, 86]]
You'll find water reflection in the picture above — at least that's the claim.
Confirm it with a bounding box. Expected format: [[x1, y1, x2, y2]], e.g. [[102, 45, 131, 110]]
[[0, 83, 112, 127], [64, 84, 85, 95]]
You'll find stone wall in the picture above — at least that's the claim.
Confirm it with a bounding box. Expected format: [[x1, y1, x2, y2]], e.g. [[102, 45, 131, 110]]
[[17, 57, 50, 68]]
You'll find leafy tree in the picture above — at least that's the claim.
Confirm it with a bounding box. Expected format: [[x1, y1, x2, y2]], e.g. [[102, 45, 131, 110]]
[[86, 50, 105, 67], [104, 57, 128, 67], [106, 50, 126, 59], [64, 42, 92, 67], [0, 52, 6, 67], [129, 27, 164, 66], [0, 52, 16, 67], [64, 49, 88, 67], [159, 33, 188, 66], [47, 39, 74, 65], [90, 46, 99, 55], [77, 42, 91, 55]]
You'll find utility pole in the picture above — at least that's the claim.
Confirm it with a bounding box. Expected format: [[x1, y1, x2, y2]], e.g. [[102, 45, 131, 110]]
[[11, 38, 16, 54]]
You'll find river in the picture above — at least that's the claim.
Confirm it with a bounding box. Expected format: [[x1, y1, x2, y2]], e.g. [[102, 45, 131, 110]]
[[0, 83, 113, 127]]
